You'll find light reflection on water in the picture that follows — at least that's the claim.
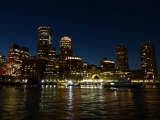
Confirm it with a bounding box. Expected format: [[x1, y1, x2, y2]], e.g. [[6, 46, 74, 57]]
[[0, 86, 160, 120]]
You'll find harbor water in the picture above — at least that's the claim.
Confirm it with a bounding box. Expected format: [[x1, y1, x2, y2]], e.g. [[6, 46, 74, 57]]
[[0, 85, 160, 120]]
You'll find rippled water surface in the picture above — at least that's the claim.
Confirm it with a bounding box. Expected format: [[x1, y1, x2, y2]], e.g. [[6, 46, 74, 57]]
[[0, 85, 160, 120]]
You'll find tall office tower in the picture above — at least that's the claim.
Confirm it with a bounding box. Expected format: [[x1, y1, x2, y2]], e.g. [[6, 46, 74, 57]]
[[7, 43, 30, 77], [116, 45, 129, 71], [37, 26, 57, 73], [140, 42, 157, 81], [59, 36, 73, 71], [37, 26, 52, 59], [100, 57, 115, 72]]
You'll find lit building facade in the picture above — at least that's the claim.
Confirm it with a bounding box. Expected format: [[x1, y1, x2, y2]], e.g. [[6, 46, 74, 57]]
[[140, 42, 158, 81], [37, 26, 52, 59], [45, 47, 56, 71], [59, 36, 73, 71], [82, 62, 89, 71], [7, 43, 30, 78], [116, 45, 129, 71], [21, 56, 46, 81], [65, 56, 82, 82], [0, 53, 7, 67], [82, 65, 102, 84], [0, 53, 7, 76], [100, 57, 115, 72], [36, 26, 57, 81]]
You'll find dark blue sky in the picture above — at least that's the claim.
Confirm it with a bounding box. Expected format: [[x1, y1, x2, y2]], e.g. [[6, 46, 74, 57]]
[[0, 0, 160, 72]]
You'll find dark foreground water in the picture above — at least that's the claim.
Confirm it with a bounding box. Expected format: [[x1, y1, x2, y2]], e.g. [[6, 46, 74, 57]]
[[0, 85, 160, 120]]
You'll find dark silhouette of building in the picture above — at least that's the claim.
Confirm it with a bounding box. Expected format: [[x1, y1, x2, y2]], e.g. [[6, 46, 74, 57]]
[[140, 42, 158, 81], [116, 45, 129, 71]]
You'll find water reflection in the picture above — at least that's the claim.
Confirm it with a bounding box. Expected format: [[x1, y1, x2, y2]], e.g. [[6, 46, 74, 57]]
[[0, 86, 160, 120]]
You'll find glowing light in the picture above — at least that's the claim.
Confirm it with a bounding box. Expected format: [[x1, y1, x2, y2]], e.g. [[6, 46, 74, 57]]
[[61, 36, 71, 41]]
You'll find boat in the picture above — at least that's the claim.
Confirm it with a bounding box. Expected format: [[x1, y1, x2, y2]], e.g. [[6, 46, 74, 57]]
[[103, 80, 143, 88]]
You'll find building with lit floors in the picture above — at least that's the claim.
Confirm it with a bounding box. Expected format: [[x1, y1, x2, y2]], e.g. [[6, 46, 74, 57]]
[[140, 42, 158, 82], [36, 26, 58, 83], [0, 53, 7, 76], [65, 56, 83, 84], [6, 43, 30, 80], [100, 57, 115, 72], [45, 47, 56, 71], [21, 56, 46, 82], [59, 36, 73, 72], [116, 45, 129, 72], [37, 26, 57, 70], [82, 62, 90, 71], [37, 26, 52, 59], [82, 65, 102, 85], [0, 53, 7, 68]]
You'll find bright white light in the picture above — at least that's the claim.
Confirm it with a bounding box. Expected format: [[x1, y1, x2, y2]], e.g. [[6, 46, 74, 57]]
[[41, 80, 44, 83], [110, 83, 115, 85], [69, 80, 72, 84]]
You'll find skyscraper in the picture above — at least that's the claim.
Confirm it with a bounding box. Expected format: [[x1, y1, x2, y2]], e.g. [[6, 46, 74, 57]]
[[59, 36, 73, 71], [116, 45, 129, 71], [37, 26, 52, 59], [36, 26, 56, 71], [140, 42, 157, 81]]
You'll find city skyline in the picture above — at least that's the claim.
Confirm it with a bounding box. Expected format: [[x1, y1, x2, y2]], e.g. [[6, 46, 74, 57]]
[[0, 0, 160, 73]]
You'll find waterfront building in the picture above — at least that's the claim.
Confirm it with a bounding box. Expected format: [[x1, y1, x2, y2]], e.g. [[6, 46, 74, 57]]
[[100, 57, 115, 72], [6, 43, 30, 78], [59, 36, 73, 71], [43, 70, 59, 84], [130, 70, 145, 82], [21, 56, 46, 82], [82, 65, 102, 84], [65, 56, 83, 82], [140, 42, 158, 82], [116, 45, 129, 71]]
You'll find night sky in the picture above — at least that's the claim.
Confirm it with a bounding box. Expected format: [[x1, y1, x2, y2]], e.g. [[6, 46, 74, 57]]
[[0, 0, 160, 73]]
